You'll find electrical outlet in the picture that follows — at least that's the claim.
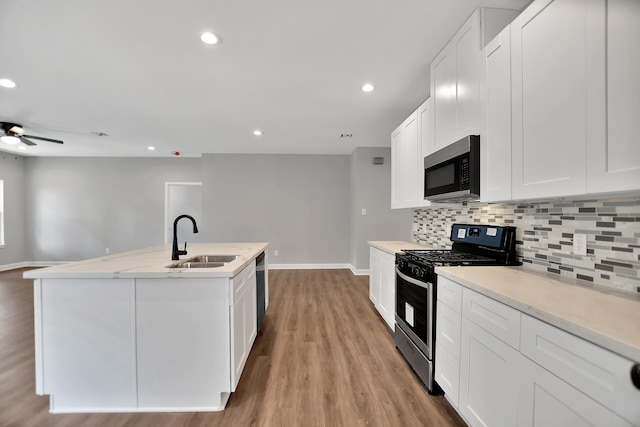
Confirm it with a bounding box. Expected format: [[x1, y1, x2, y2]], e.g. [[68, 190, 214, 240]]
[[105, 248, 110, 255], [361, 208, 367, 216], [573, 234, 587, 256], [274, 250, 279, 257]]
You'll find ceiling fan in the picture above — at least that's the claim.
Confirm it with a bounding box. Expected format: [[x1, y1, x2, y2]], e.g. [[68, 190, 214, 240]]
[[0, 122, 64, 146]]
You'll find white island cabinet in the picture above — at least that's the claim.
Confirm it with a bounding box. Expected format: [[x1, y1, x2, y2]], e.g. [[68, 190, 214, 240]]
[[27, 242, 267, 414]]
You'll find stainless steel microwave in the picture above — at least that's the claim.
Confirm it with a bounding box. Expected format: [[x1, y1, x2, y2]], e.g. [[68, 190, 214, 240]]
[[423, 135, 480, 202]]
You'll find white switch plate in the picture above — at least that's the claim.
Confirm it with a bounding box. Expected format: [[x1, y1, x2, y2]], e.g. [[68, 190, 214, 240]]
[[573, 234, 587, 256], [274, 250, 279, 257], [361, 208, 367, 216]]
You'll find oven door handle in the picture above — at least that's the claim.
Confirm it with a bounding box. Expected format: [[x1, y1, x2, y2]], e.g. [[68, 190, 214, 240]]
[[396, 268, 432, 289]]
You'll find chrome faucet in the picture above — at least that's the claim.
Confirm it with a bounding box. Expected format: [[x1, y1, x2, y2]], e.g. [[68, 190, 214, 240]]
[[171, 214, 199, 260]]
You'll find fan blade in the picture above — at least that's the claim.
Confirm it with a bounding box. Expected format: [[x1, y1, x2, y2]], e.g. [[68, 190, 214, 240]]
[[22, 134, 64, 144], [19, 136, 37, 146]]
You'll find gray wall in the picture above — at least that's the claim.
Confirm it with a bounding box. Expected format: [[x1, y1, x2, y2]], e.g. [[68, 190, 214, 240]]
[[0, 153, 26, 265], [350, 147, 412, 270], [201, 154, 351, 264], [8, 152, 407, 269], [24, 157, 202, 261]]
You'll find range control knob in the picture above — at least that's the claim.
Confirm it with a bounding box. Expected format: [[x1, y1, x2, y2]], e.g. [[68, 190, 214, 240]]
[[631, 364, 640, 390]]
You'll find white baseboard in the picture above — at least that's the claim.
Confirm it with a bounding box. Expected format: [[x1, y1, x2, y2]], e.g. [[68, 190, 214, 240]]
[[268, 263, 370, 276]]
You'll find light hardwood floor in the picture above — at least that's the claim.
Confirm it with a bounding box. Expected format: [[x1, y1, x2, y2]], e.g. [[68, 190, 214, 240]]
[[0, 268, 466, 427]]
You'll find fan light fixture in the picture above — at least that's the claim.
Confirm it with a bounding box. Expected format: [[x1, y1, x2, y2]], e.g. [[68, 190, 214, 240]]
[[1, 135, 20, 145]]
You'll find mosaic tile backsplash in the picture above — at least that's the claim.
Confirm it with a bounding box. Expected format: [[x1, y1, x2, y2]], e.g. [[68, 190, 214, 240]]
[[412, 197, 640, 294]]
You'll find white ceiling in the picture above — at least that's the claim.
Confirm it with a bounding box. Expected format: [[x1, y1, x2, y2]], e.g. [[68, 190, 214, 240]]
[[0, 0, 528, 157]]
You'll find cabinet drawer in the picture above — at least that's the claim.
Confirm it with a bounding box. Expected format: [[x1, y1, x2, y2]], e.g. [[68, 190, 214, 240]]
[[437, 276, 462, 312], [436, 301, 461, 356], [521, 314, 640, 425], [462, 288, 520, 350], [435, 345, 460, 408]]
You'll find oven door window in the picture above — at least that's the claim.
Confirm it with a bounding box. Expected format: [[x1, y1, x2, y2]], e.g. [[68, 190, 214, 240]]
[[396, 270, 430, 344]]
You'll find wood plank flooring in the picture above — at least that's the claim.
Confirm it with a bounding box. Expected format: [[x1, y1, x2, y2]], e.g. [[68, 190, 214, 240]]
[[0, 268, 466, 427]]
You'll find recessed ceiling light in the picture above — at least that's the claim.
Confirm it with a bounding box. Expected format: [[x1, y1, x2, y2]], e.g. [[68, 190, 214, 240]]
[[200, 32, 221, 45], [253, 130, 263, 136], [361, 83, 375, 92], [147, 146, 156, 151], [0, 79, 16, 88], [0, 135, 20, 145]]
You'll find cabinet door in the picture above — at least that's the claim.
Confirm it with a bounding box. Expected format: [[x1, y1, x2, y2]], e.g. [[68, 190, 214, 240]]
[[431, 43, 457, 150], [518, 358, 634, 427], [402, 112, 420, 207], [454, 9, 482, 139], [587, 0, 640, 193], [369, 247, 381, 305], [459, 319, 521, 427], [377, 250, 397, 331], [416, 98, 433, 207], [245, 262, 258, 350], [511, 0, 602, 199], [231, 269, 248, 390], [391, 125, 404, 208], [435, 300, 462, 408], [481, 26, 512, 202]]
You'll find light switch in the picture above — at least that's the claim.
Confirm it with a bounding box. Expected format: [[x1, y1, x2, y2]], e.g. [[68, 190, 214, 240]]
[[361, 209, 367, 216]]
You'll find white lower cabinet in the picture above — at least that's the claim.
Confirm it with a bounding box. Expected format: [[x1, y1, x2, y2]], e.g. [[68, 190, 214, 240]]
[[459, 319, 522, 427], [230, 262, 257, 390], [459, 289, 522, 427], [519, 358, 633, 427], [369, 247, 396, 331], [435, 278, 640, 427], [435, 276, 463, 408]]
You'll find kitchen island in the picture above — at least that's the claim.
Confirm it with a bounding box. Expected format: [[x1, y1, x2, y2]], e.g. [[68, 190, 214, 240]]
[[23, 243, 268, 414]]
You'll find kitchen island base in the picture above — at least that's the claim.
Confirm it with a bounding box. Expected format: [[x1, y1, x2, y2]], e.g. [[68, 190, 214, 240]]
[[29, 243, 267, 414]]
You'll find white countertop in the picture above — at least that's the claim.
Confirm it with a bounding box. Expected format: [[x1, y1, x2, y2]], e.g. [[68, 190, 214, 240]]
[[23, 243, 269, 279], [368, 240, 437, 254], [436, 266, 640, 362]]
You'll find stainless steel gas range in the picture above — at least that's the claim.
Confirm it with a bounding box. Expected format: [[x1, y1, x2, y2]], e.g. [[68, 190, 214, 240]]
[[394, 223, 519, 393]]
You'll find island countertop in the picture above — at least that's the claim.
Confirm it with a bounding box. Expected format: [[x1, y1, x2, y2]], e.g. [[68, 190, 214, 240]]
[[23, 242, 269, 279]]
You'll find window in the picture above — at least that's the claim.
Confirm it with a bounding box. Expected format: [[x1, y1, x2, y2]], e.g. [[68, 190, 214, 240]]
[[0, 179, 4, 247]]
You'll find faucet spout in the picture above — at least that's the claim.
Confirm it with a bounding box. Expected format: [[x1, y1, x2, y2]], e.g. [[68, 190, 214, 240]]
[[171, 214, 199, 260]]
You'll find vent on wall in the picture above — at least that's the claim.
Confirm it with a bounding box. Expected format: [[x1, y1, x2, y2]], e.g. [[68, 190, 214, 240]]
[[373, 157, 384, 165]]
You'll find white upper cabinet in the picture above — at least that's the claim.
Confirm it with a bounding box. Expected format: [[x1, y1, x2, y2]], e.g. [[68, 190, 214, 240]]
[[416, 98, 433, 207], [431, 10, 482, 151], [391, 98, 433, 209], [391, 111, 419, 208], [586, 0, 640, 194], [511, 0, 601, 200], [431, 8, 520, 152], [481, 25, 513, 203], [390, 125, 404, 208]]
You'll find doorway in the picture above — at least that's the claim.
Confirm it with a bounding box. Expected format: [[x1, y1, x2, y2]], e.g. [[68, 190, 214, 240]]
[[165, 182, 202, 244]]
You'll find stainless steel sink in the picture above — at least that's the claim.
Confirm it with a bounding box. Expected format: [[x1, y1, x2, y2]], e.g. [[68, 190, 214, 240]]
[[186, 255, 238, 263], [166, 254, 239, 269]]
